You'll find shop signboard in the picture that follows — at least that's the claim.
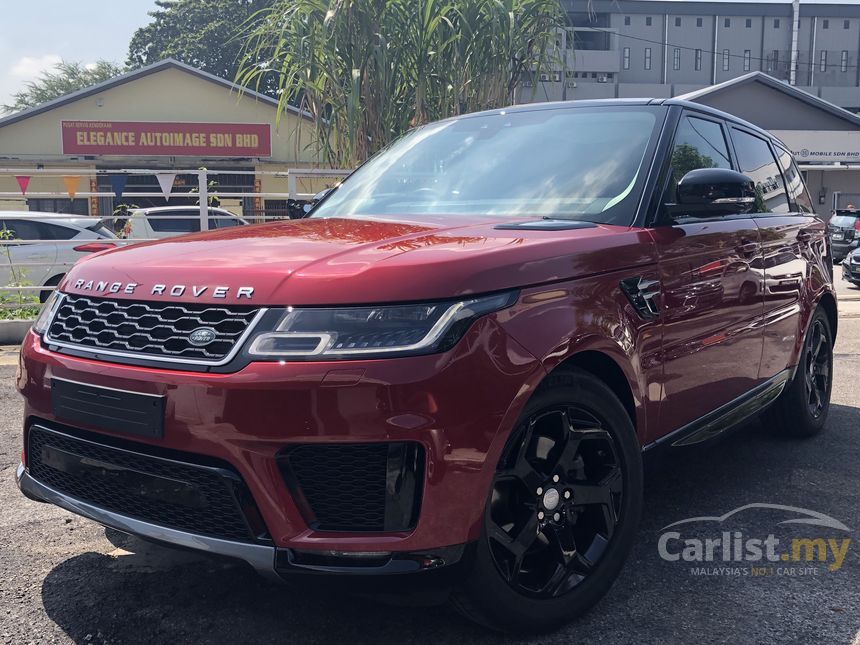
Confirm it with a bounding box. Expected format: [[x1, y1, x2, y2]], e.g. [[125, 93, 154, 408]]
[[771, 130, 860, 163], [61, 120, 272, 157]]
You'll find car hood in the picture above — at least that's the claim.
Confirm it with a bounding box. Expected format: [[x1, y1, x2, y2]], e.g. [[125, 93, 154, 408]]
[[61, 216, 654, 305]]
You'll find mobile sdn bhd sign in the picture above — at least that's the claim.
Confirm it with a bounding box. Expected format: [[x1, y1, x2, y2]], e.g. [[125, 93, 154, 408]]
[[61, 120, 272, 157], [771, 129, 860, 163]]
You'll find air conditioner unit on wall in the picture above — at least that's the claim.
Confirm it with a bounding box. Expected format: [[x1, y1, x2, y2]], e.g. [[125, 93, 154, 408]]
[[567, 81, 577, 88], [597, 75, 609, 83]]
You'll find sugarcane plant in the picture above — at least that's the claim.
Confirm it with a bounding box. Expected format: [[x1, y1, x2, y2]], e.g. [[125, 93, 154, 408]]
[[236, 0, 567, 167]]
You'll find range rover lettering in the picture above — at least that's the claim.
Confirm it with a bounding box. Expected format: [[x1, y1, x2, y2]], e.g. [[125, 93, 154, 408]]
[[16, 99, 836, 633]]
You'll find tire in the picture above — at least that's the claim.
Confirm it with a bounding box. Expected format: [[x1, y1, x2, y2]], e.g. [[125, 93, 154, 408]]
[[39, 274, 63, 303], [763, 308, 833, 438], [450, 368, 643, 634]]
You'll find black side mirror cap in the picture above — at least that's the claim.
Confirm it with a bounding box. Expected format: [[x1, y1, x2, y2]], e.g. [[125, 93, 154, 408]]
[[669, 168, 757, 217]]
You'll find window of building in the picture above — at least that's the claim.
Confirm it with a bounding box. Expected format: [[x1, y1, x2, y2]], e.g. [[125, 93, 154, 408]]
[[623, 47, 631, 69], [743, 50, 751, 71], [845, 20, 851, 29], [695, 48, 703, 70], [646, 16, 652, 26], [772, 49, 779, 70], [842, 50, 849, 72], [745, 18, 752, 28], [723, 49, 730, 71], [697, 17, 703, 27], [565, 30, 574, 49], [664, 117, 732, 209], [731, 128, 789, 213], [774, 19, 780, 28], [645, 47, 652, 69], [591, 72, 597, 79], [724, 18, 731, 28], [673, 48, 681, 69], [25, 199, 88, 216], [624, 16, 630, 26], [675, 17, 681, 27], [823, 19, 829, 29], [820, 49, 827, 72]]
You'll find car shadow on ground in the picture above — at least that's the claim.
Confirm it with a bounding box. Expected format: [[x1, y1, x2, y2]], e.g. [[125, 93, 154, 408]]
[[40, 404, 860, 645]]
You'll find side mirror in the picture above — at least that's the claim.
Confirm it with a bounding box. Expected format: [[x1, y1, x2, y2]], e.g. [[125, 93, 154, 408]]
[[303, 188, 334, 214], [673, 168, 757, 216]]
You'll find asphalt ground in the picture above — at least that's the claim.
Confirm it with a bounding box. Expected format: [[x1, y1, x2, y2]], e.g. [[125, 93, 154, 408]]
[[1, 281, 859, 644]]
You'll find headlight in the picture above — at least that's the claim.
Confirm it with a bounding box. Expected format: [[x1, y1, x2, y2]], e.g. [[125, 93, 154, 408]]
[[32, 291, 61, 335], [247, 291, 517, 360]]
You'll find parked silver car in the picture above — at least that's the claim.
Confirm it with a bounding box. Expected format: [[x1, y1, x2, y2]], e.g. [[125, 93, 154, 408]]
[[0, 212, 117, 302]]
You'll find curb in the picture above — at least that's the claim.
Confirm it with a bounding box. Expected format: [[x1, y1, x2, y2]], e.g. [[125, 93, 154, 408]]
[[0, 320, 32, 345]]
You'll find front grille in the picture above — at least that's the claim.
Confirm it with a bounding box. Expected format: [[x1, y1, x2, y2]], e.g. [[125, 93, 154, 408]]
[[45, 294, 261, 363], [28, 425, 263, 543], [280, 443, 424, 532]]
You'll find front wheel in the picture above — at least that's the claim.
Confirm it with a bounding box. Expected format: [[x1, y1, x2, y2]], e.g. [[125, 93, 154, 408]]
[[451, 368, 642, 633], [763, 308, 833, 437]]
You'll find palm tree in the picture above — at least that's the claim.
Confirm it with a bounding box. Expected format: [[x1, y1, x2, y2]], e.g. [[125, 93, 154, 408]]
[[237, 0, 566, 167]]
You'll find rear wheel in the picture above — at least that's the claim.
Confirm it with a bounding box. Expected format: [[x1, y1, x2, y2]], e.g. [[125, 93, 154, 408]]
[[451, 369, 642, 633], [763, 308, 833, 438]]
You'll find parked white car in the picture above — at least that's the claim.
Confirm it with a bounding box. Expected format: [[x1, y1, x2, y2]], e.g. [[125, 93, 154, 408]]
[[0, 212, 117, 302], [123, 206, 247, 239]]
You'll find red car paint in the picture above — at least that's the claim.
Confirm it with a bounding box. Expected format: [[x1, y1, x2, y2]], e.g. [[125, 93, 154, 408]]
[[17, 99, 836, 572]]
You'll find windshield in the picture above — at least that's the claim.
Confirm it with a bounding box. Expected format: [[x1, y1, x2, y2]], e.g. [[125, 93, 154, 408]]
[[831, 215, 858, 228], [311, 106, 662, 225]]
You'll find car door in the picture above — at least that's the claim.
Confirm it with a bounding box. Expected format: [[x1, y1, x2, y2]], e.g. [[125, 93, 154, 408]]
[[647, 112, 765, 437], [733, 133, 823, 380], [0, 220, 58, 292]]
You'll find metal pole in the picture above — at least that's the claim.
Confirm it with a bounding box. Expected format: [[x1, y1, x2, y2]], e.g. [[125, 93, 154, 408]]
[[198, 169, 209, 231], [287, 172, 297, 201]]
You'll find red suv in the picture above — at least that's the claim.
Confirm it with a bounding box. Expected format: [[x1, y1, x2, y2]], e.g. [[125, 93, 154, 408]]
[[16, 100, 836, 633]]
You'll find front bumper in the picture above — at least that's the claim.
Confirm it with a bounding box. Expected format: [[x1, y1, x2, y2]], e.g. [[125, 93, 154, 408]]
[[17, 317, 542, 565], [843, 260, 860, 283], [16, 461, 469, 581]]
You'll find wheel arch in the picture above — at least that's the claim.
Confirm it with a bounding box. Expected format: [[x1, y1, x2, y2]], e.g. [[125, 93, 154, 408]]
[[818, 291, 838, 344], [548, 348, 642, 444]]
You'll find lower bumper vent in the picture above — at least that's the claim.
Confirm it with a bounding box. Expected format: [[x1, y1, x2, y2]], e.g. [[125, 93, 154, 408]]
[[27, 424, 266, 543], [279, 442, 424, 532]]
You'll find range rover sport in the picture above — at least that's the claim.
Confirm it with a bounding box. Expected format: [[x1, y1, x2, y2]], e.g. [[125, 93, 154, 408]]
[[16, 99, 836, 633]]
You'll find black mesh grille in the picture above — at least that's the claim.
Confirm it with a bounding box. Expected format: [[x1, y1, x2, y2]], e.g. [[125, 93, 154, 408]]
[[281, 443, 423, 532], [28, 425, 260, 542], [46, 294, 261, 363]]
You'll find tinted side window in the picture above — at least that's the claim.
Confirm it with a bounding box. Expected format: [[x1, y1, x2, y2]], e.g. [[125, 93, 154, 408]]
[[211, 213, 241, 228], [662, 116, 732, 212], [147, 210, 201, 233], [0, 220, 42, 240], [731, 129, 789, 213], [774, 146, 814, 213], [37, 222, 77, 240]]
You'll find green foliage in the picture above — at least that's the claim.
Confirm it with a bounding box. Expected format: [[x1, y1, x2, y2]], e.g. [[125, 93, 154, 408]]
[[128, 0, 277, 92], [237, 0, 567, 167], [0, 227, 40, 319], [2, 60, 124, 114]]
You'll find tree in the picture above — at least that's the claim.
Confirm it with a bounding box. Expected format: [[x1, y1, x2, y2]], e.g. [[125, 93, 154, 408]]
[[128, 0, 275, 89], [2, 61, 124, 114], [237, 0, 566, 167]]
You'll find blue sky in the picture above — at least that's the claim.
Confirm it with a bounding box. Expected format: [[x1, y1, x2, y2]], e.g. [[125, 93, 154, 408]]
[[4, 0, 860, 106], [0, 0, 157, 105]]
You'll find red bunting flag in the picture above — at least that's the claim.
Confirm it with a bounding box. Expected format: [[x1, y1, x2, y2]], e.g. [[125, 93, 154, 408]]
[[14, 176, 30, 195]]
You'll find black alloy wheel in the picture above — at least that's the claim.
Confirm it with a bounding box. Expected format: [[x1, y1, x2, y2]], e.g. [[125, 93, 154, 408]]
[[487, 406, 623, 598], [764, 307, 833, 438], [451, 368, 642, 634], [803, 318, 831, 420]]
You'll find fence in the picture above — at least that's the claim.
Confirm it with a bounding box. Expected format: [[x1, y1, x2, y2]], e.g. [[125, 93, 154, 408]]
[[0, 167, 351, 315]]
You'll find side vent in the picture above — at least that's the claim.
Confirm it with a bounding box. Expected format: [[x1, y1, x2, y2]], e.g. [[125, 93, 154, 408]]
[[620, 277, 661, 319]]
